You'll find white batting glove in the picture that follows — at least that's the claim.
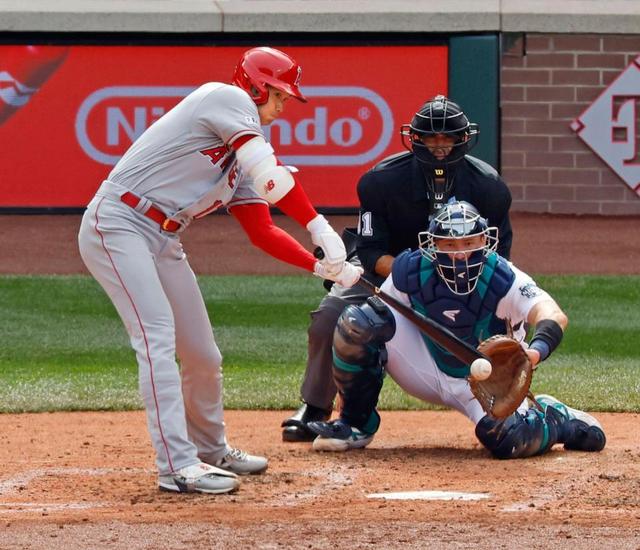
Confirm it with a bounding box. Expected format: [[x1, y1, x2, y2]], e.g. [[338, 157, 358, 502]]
[[314, 261, 363, 289], [306, 214, 347, 266]]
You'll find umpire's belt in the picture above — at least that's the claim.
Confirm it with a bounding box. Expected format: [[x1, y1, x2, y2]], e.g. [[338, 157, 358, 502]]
[[120, 192, 181, 232]]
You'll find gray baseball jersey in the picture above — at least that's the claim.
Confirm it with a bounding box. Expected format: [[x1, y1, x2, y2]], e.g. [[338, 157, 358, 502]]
[[78, 82, 268, 475], [110, 82, 267, 224]]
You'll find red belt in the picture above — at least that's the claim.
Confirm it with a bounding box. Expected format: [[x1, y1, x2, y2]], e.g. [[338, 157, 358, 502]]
[[120, 192, 181, 232]]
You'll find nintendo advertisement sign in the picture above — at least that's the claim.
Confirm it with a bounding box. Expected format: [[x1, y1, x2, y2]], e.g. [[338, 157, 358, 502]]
[[0, 44, 447, 208]]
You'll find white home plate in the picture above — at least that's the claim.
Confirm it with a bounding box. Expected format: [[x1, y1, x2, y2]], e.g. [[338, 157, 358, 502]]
[[367, 490, 490, 501]]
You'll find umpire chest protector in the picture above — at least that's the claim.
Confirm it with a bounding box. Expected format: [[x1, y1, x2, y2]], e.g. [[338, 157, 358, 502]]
[[392, 249, 515, 378]]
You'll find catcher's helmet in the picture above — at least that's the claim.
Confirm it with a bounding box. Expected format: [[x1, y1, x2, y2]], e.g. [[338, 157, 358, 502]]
[[418, 201, 497, 295], [232, 47, 307, 105], [401, 95, 479, 166]]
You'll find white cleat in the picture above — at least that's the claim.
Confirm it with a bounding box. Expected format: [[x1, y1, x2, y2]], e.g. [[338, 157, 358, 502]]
[[212, 447, 268, 475], [535, 394, 603, 429], [158, 462, 239, 495]]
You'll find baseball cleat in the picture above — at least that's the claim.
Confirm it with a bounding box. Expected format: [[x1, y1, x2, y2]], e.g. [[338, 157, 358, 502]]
[[158, 462, 239, 495], [281, 402, 332, 442], [536, 394, 606, 452], [307, 419, 374, 452], [212, 447, 268, 475]]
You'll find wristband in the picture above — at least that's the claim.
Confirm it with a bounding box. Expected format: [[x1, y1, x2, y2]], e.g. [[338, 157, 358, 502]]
[[529, 319, 563, 363], [529, 339, 551, 362]]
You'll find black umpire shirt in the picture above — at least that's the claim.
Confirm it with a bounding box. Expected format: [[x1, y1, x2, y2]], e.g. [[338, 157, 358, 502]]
[[356, 151, 513, 284]]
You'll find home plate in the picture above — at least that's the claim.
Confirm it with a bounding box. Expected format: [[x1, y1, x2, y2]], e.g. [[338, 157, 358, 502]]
[[367, 490, 490, 501]]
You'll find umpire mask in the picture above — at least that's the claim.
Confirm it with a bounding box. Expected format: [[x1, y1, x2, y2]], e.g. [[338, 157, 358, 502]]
[[401, 96, 480, 215], [418, 201, 497, 295]]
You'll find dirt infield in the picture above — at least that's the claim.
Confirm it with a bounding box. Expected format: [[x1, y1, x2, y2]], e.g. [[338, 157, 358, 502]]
[[1, 213, 639, 549], [1, 410, 639, 549]]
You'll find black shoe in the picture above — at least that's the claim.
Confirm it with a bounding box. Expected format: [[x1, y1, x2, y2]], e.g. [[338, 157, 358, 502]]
[[562, 419, 606, 452], [536, 394, 606, 452], [281, 402, 331, 442]]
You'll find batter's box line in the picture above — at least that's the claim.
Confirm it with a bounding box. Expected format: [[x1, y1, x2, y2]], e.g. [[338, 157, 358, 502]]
[[0, 501, 108, 514], [0, 467, 152, 496]]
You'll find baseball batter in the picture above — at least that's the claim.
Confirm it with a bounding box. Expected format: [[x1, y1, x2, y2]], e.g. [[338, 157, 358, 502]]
[[78, 47, 362, 495], [308, 201, 607, 459]]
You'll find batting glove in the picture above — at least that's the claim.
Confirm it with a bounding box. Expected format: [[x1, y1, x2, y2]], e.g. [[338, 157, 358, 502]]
[[314, 261, 363, 288], [307, 215, 347, 266]]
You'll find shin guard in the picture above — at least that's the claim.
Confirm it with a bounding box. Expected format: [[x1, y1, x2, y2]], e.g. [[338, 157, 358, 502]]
[[331, 297, 395, 433], [475, 406, 563, 459]]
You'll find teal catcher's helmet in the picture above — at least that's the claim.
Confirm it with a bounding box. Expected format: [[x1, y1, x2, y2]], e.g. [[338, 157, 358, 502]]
[[418, 201, 497, 295]]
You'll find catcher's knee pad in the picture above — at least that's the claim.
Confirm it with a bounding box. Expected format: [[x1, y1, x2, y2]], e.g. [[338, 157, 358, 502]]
[[475, 407, 561, 459], [331, 297, 392, 433], [333, 296, 396, 366]]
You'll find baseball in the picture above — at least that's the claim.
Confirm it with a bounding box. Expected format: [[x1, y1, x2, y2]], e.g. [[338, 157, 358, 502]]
[[470, 358, 492, 381]]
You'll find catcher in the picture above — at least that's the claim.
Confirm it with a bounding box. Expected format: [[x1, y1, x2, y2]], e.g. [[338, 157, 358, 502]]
[[308, 201, 606, 459]]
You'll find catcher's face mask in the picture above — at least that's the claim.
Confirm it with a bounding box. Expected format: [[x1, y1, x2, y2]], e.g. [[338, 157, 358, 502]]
[[419, 201, 497, 295]]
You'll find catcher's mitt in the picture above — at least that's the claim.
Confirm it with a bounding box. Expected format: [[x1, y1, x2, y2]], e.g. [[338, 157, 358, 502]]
[[469, 335, 533, 419]]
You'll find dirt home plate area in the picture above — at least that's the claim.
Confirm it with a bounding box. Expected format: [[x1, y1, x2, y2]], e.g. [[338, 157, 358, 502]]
[[1, 213, 639, 549]]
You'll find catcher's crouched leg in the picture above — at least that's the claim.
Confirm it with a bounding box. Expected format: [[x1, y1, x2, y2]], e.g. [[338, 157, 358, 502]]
[[475, 405, 564, 459], [307, 297, 395, 448]]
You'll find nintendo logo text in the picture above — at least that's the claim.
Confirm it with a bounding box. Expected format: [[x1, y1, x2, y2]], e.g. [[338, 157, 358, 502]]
[[75, 86, 393, 166]]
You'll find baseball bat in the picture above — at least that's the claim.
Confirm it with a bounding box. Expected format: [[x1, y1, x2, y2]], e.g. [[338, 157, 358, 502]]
[[313, 247, 486, 365], [356, 276, 487, 365]]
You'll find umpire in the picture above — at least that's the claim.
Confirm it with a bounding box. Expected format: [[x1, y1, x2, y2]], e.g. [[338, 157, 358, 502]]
[[281, 95, 513, 441]]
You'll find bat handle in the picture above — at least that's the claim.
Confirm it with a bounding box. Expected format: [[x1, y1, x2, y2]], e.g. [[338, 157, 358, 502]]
[[313, 247, 324, 260]]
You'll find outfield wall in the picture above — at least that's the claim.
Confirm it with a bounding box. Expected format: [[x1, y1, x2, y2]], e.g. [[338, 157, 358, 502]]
[[1, 1, 639, 215]]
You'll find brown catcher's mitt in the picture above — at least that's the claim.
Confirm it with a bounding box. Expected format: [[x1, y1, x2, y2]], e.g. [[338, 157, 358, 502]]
[[469, 335, 533, 419]]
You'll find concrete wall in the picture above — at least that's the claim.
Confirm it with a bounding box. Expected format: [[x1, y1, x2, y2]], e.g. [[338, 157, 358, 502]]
[[1, 1, 640, 34]]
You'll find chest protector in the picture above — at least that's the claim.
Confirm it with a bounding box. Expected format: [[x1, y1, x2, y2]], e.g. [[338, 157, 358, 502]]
[[392, 249, 515, 378]]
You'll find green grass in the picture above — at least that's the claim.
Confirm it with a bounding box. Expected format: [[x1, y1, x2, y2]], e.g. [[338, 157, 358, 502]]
[[0, 274, 638, 413]]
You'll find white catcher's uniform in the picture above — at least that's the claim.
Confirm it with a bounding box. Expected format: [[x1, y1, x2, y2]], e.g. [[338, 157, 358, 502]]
[[78, 83, 270, 475], [379, 265, 551, 425]]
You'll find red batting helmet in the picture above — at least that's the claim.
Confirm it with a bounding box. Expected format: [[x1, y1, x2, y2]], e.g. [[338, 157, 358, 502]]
[[232, 47, 307, 105]]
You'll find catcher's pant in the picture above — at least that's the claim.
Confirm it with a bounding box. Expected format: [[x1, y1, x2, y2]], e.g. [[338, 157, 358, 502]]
[[384, 311, 528, 425], [302, 280, 370, 410], [78, 192, 230, 475]]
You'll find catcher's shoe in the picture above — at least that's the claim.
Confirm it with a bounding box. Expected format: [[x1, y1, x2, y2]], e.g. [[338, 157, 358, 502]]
[[535, 394, 606, 452], [308, 419, 374, 452], [281, 402, 331, 442], [158, 462, 239, 495], [210, 448, 268, 475]]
